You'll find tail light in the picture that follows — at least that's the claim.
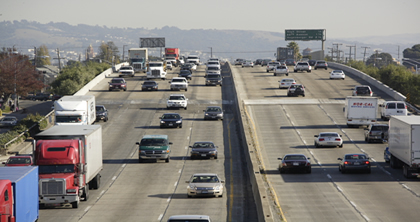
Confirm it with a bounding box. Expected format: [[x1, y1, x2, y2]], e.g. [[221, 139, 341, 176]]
[[282, 162, 287, 166], [319, 138, 325, 141], [306, 162, 311, 166], [365, 161, 370, 164], [335, 138, 341, 141], [344, 161, 349, 165]]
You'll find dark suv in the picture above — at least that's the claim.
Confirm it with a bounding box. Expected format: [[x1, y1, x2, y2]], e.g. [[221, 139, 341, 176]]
[[205, 74, 223, 86], [287, 84, 305, 97], [109, 78, 127, 91], [95, 105, 109, 122], [364, 124, 389, 143], [314, 60, 328, 70]]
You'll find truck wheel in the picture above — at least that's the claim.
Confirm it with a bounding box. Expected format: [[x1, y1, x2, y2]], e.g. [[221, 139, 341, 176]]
[[81, 183, 89, 201], [286, 73, 289, 76], [390, 155, 398, 169], [308, 70, 311, 73], [71, 201, 79, 208], [339, 144, 343, 148], [185, 88, 188, 91], [294, 70, 297, 73], [184, 107, 187, 110], [91, 174, 101, 189], [266, 70, 269, 73], [274, 73, 276, 76], [165, 157, 170, 163]]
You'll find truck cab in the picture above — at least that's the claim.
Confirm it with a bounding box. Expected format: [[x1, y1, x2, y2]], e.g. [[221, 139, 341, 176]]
[[146, 61, 167, 80]]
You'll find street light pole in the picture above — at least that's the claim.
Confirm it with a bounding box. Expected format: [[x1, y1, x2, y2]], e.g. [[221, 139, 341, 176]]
[[209, 47, 212, 58]]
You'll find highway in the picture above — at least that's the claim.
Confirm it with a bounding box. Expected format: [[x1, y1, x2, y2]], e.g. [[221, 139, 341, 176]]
[[36, 61, 420, 222], [231, 64, 420, 221], [38, 64, 257, 221]]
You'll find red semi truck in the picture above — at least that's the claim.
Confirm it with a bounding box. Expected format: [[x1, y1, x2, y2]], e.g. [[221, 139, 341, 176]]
[[165, 48, 180, 66], [32, 125, 103, 208]]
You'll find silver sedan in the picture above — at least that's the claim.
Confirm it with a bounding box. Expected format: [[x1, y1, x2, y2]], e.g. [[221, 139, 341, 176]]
[[0, 116, 18, 127], [314, 132, 343, 148], [330, 70, 345, 80], [186, 173, 224, 198]]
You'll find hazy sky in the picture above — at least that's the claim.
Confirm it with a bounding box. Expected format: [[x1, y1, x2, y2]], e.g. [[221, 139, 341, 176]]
[[2, 0, 419, 39]]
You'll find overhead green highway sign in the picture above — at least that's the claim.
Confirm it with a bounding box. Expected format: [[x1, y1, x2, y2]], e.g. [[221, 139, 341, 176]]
[[285, 29, 326, 41]]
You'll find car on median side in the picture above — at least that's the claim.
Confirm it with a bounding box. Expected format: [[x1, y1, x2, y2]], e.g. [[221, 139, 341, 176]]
[[95, 105, 109, 122], [141, 80, 159, 91], [189, 141, 218, 159], [330, 70, 345, 80], [109, 78, 127, 91], [160, 113, 182, 128], [203, 106, 223, 120], [314, 60, 328, 70], [186, 173, 224, 198], [278, 154, 311, 174]]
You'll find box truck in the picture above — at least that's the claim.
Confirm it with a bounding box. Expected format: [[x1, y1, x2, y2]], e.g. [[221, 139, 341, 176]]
[[54, 95, 96, 125], [275, 47, 294, 61], [387, 116, 420, 178], [33, 125, 103, 208], [165, 48, 180, 66], [343, 96, 378, 127], [129, 48, 148, 73], [0, 166, 39, 222]]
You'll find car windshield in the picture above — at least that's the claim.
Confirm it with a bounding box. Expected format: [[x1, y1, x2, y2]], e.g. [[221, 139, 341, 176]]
[[191, 175, 219, 183], [320, 133, 339, 137], [140, 139, 167, 146], [282, 79, 294, 83], [284, 155, 306, 160], [290, 85, 303, 89], [172, 79, 185, 82], [162, 114, 180, 119], [317, 61, 325, 64], [39, 164, 75, 174], [56, 116, 83, 123], [206, 107, 221, 112], [96, 106, 105, 112], [7, 157, 31, 164], [207, 67, 219, 70], [277, 66, 287, 69], [169, 96, 185, 100], [120, 67, 132, 70], [333, 70, 342, 73], [207, 74, 220, 79], [188, 57, 198, 60], [192, 143, 215, 148], [345, 155, 367, 160], [371, 125, 389, 131], [143, 81, 156, 85], [2, 117, 16, 121], [111, 80, 124, 83], [356, 87, 370, 93]]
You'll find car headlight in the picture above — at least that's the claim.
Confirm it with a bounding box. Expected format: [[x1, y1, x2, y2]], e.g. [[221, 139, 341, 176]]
[[109, 85, 112, 87], [176, 120, 182, 123], [214, 185, 221, 191], [217, 114, 223, 116], [205, 113, 209, 116], [160, 121, 165, 123]]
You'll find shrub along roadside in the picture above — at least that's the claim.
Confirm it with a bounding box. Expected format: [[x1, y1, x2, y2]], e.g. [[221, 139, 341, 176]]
[[347, 61, 420, 105], [0, 113, 47, 152]]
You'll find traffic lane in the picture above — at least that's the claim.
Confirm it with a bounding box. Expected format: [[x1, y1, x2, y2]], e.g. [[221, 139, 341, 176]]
[[80, 108, 195, 222], [163, 113, 226, 221], [246, 104, 363, 221], [284, 103, 420, 221]]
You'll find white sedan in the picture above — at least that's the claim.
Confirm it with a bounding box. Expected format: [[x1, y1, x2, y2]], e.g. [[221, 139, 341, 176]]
[[274, 65, 289, 76], [242, 60, 254, 68], [186, 173, 224, 198], [279, 78, 296, 89], [330, 70, 345, 80], [314, 132, 343, 148]]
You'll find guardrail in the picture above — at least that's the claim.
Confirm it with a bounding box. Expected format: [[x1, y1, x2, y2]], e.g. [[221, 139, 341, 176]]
[[328, 62, 420, 114]]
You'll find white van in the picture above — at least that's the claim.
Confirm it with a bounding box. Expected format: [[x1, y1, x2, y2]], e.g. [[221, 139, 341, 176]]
[[379, 101, 407, 120]]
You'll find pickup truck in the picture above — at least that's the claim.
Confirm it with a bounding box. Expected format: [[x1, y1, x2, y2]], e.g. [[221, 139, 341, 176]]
[[294, 62, 311, 72], [169, 77, 189, 91], [118, 66, 135, 77]]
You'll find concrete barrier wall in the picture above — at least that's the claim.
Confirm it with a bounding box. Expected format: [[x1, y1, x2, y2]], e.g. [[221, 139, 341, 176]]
[[227, 63, 274, 222], [328, 62, 406, 101], [74, 62, 128, 96]]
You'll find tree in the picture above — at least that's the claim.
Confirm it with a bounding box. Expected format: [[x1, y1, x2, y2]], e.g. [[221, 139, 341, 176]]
[[97, 41, 120, 64], [0, 49, 45, 108], [36, 44, 51, 66], [366, 52, 393, 68], [403, 44, 420, 59], [287, 42, 302, 61]]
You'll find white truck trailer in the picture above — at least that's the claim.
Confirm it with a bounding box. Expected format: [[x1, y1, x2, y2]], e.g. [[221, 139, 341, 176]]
[[343, 96, 378, 127], [54, 95, 96, 125], [387, 116, 420, 178], [128, 48, 148, 73]]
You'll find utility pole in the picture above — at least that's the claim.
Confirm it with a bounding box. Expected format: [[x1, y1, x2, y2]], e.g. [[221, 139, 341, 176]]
[[33, 46, 37, 71], [346, 45, 356, 62], [332, 43, 342, 62], [361, 46, 370, 63], [397, 45, 400, 64], [56, 48, 62, 71], [327, 47, 333, 60], [123, 45, 127, 62]]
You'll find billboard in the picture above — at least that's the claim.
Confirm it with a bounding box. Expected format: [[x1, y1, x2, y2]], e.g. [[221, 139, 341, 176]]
[[285, 29, 326, 41], [140, 38, 165, 48]]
